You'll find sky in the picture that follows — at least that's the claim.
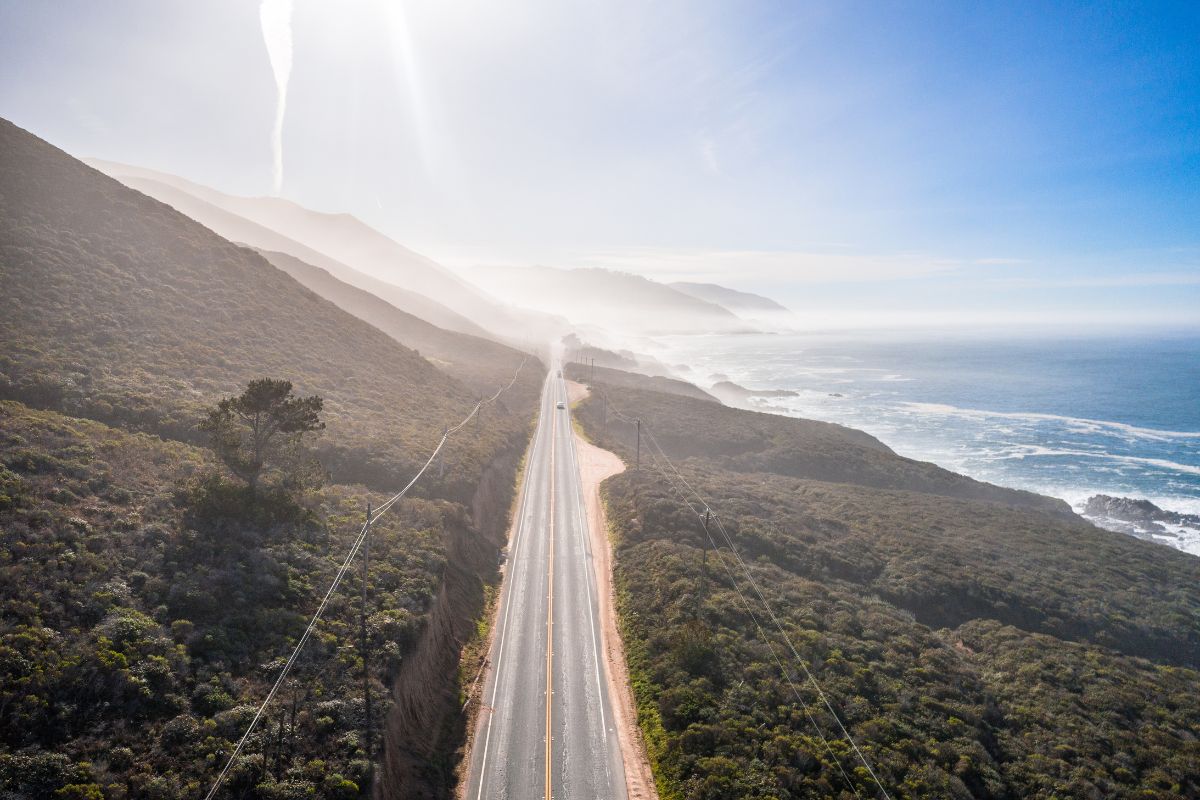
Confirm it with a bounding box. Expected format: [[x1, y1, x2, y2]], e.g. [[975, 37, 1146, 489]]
[[1, 0, 1197, 329]]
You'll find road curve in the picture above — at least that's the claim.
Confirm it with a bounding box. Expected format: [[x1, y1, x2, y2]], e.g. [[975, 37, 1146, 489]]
[[465, 366, 627, 800]]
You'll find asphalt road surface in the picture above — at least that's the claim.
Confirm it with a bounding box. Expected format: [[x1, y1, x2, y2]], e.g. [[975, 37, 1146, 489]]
[[465, 367, 627, 800]]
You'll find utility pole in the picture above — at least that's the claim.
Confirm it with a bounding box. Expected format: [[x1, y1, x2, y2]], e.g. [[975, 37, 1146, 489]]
[[360, 502, 373, 770], [635, 419, 641, 472], [699, 509, 711, 617], [590, 358, 594, 381], [602, 394, 607, 435]]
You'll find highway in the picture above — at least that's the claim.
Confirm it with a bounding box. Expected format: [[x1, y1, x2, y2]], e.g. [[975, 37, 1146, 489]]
[[465, 366, 627, 800]]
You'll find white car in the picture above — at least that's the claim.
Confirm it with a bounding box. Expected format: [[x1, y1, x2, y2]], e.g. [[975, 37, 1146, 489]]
[[556, 401, 565, 409]]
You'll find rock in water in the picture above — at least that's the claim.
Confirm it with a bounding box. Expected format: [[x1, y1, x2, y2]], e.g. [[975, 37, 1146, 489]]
[[1084, 495, 1164, 523], [1084, 494, 1200, 529]]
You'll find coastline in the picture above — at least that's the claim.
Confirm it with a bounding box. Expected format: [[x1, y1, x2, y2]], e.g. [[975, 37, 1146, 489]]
[[638, 331, 1200, 558]]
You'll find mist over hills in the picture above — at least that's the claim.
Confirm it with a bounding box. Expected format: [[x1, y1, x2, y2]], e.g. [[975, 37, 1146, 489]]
[[88, 159, 797, 355], [85, 158, 477, 304], [460, 264, 758, 335], [87, 159, 568, 348], [3, 120, 539, 493], [255, 247, 541, 413], [85, 164, 493, 340], [670, 281, 791, 315]]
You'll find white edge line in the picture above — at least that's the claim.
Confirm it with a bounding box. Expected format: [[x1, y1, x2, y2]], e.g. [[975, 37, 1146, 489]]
[[474, 375, 550, 800], [563, 377, 616, 790]]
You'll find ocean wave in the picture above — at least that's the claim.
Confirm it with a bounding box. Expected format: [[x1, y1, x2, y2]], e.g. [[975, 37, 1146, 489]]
[[900, 402, 1200, 442], [986, 444, 1200, 477]]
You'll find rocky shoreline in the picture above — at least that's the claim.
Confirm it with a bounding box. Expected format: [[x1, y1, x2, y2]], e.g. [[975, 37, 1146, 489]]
[[1082, 494, 1200, 556]]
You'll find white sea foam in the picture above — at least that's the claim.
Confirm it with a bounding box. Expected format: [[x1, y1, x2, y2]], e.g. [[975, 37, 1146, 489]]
[[1158, 527, 1200, 557], [900, 402, 1200, 442], [1080, 515, 1200, 558], [991, 444, 1200, 477]]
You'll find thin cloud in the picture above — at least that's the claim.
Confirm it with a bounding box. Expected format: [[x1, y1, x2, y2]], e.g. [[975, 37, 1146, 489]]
[[698, 134, 720, 175], [974, 257, 1028, 265]]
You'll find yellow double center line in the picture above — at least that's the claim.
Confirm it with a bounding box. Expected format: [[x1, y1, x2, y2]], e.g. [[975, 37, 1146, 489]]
[[545, 391, 557, 800]]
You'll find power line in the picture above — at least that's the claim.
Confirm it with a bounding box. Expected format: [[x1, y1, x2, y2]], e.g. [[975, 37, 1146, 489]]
[[632, 430, 863, 799], [600, 388, 893, 800], [203, 516, 375, 800], [639, 424, 892, 800], [204, 356, 530, 800]]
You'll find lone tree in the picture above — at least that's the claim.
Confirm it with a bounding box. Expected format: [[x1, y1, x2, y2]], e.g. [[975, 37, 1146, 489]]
[[201, 378, 325, 492]]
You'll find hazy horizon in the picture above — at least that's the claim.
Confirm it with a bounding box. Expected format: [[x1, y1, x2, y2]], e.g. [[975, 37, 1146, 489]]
[[2, 0, 1197, 329]]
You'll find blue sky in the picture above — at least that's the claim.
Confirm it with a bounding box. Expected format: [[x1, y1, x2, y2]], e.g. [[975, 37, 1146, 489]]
[[1, 0, 1197, 328]]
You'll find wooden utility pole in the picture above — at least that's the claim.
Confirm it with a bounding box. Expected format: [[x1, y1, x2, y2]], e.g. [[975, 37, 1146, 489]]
[[635, 419, 641, 472], [361, 502, 373, 767], [700, 509, 711, 614]]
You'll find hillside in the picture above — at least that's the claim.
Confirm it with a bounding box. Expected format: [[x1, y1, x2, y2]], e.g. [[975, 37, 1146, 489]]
[[460, 265, 756, 334], [566, 364, 1200, 799], [669, 281, 791, 314], [254, 248, 541, 413], [86, 158, 457, 291], [87, 159, 565, 346], [575, 367, 1066, 515], [0, 402, 449, 798], [89, 170, 490, 339], [572, 364, 720, 403], [1, 118, 539, 498]]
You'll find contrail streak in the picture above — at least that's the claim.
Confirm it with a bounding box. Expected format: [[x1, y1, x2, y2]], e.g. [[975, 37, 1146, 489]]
[[259, 0, 293, 195]]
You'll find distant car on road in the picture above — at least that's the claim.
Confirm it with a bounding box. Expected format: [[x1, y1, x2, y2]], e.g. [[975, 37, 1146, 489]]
[[556, 401, 565, 409]]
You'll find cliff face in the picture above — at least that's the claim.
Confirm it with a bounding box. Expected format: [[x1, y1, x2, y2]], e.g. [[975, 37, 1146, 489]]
[[376, 430, 527, 798]]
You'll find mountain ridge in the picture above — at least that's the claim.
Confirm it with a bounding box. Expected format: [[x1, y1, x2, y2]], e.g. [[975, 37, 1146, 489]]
[[669, 280, 791, 314], [86, 158, 567, 347], [107, 172, 492, 339], [460, 263, 757, 335]]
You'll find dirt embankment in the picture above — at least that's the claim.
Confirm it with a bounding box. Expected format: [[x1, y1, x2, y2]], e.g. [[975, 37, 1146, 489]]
[[376, 435, 525, 799], [569, 380, 660, 800]]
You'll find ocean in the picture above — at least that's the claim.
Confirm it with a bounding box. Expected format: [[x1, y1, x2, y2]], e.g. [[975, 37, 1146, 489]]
[[647, 330, 1200, 556]]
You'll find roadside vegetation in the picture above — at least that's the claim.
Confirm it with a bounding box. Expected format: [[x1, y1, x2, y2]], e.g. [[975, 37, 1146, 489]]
[[0, 401, 450, 798], [569, 364, 1200, 799]]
